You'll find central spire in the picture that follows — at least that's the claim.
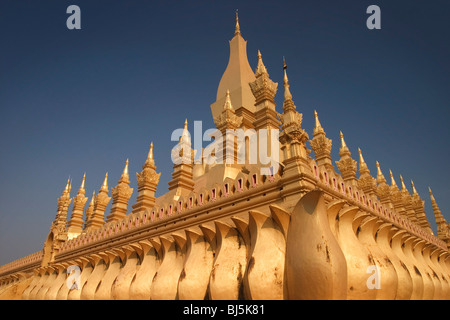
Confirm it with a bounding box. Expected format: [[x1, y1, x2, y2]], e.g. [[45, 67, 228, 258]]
[[210, 12, 256, 125]]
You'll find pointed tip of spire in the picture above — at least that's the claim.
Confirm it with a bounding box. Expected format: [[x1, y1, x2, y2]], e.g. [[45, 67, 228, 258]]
[[314, 110, 323, 131], [234, 9, 240, 36], [358, 148, 365, 163], [123, 158, 129, 175], [79, 172, 86, 192], [389, 169, 397, 187], [376, 161, 384, 177], [340, 131, 347, 148], [400, 175, 407, 191], [100, 172, 108, 192], [184, 118, 188, 130], [223, 89, 234, 111], [411, 180, 419, 195]]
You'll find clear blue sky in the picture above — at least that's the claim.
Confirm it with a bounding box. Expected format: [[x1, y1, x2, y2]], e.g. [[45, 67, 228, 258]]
[[0, 0, 449, 266]]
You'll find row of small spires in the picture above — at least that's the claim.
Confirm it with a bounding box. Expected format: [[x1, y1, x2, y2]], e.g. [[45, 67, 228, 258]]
[[57, 155, 447, 254]]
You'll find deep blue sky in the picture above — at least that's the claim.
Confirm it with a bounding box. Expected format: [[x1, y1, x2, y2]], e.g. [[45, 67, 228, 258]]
[[0, 0, 449, 266]]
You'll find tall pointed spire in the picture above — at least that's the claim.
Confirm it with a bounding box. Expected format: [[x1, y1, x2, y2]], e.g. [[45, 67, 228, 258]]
[[283, 57, 292, 101], [223, 89, 234, 110], [310, 110, 333, 173], [411, 180, 418, 195], [376, 161, 386, 184], [80, 173, 86, 192], [356, 148, 377, 198], [210, 12, 256, 123], [336, 131, 357, 186], [389, 170, 397, 188], [144, 142, 156, 169], [83, 191, 95, 230], [235, 10, 240, 36], [108, 159, 134, 223], [100, 172, 108, 192], [67, 174, 89, 238], [118, 159, 130, 184], [314, 110, 323, 133], [375, 161, 393, 210], [429, 188, 449, 244], [84, 173, 111, 232], [132, 142, 161, 215]]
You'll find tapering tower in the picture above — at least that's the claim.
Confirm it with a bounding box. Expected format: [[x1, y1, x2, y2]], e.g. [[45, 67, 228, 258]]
[[278, 60, 312, 180], [429, 188, 450, 245], [310, 110, 333, 173], [210, 12, 256, 129], [213, 89, 243, 165], [42, 178, 72, 266], [67, 174, 88, 239], [132, 142, 161, 215], [107, 159, 134, 223], [410, 180, 433, 234], [335, 132, 357, 187], [375, 162, 393, 210], [249, 50, 280, 131], [168, 120, 195, 197], [356, 148, 377, 198], [399, 176, 419, 224], [84, 173, 111, 231], [388, 170, 408, 218], [83, 191, 95, 230]]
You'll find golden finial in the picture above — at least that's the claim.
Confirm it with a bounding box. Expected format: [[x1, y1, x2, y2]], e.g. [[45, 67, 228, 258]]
[[314, 111, 322, 130], [89, 191, 95, 206], [400, 175, 407, 191], [358, 148, 365, 164], [389, 170, 397, 187], [124, 159, 129, 175], [340, 131, 347, 149], [118, 159, 130, 184], [283, 58, 292, 101], [100, 173, 108, 192], [148, 142, 154, 160], [224, 89, 234, 110], [411, 180, 418, 195], [376, 161, 385, 182], [64, 177, 70, 192], [235, 10, 240, 36], [79, 173, 86, 193], [255, 50, 268, 76], [429, 187, 436, 201]]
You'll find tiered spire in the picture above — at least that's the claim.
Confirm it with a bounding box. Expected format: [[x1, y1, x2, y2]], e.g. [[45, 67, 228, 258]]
[[42, 178, 73, 266], [67, 174, 88, 238], [83, 191, 95, 230], [249, 50, 280, 130], [429, 188, 449, 244], [335, 132, 357, 186], [213, 90, 243, 165], [310, 111, 333, 173], [356, 148, 377, 198], [409, 180, 433, 234], [107, 159, 134, 223], [278, 59, 311, 176], [375, 162, 393, 210], [84, 173, 111, 231], [389, 170, 408, 218], [169, 120, 195, 196], [132, 142, 161, 215], [399, 175, 419, 224], [210, 13, 256, 127], [54, 178, 72, 228]]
